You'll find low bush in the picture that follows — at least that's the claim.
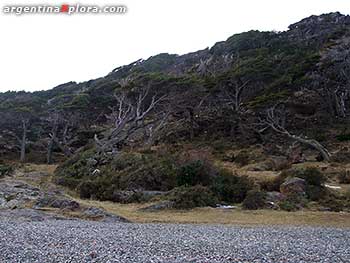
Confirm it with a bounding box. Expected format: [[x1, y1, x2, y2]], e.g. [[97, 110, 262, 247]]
[[177, 160, 206, 186], [54, 177, 81, 189], [55, 148, 96, 181], [242, 190, 266, 210], [279, 193, 307, 211], [320, 197, 344, 212], [306, 185, 328, 201], [279, 200, 299, 212], [336, 133, 350, 142], [0, 164, 13, 178], [299, 167, 326, 186], [260, 175, 286, 192], [212, 169, 254, 203], [172, 185, 218, 209], [176, 151, 217, 187], [234, 150, 250, 167], [77, 181, 98, 199], [278, 167, 326, 186]]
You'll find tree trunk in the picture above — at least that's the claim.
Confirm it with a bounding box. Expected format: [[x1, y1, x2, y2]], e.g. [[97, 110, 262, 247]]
[[289, 134, 331, 162], [47, 119, 58, 164], [20, 120, 27, 163]]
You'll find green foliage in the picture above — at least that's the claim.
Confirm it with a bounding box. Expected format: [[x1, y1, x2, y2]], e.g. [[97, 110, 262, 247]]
[[171, 185, 218, 209], [54, 177, 81, 189], [336, 133, 350, 142], [297, 167, 326, 186], [0, 164, 13, 178], [55, 148, 96, 184], [306, 185, 328, 201], [242, 190, 266, 210], [212, 169, 254, 203], [210, 31, 276, 56], [279, 167, 326, 186], [248, 90, 290, 108], [279, 193, 307, 211], [279, 200, 299, 212], [139, 53, 177, 72], [78, 181, 97, 199], [234, 150, 250, 167], [177, 160, 207, 186]]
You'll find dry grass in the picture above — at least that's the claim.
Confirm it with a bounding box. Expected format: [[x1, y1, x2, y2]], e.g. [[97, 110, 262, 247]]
[[71, 198, 350, 227], [20, 164, 58, 175], [6, 161, 350, 228]]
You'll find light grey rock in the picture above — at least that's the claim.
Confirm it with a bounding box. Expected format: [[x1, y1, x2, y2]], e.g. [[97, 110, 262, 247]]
[[280, 177, 306, 196], [83, 207, 130, 223], [140, 200, 175, 211]]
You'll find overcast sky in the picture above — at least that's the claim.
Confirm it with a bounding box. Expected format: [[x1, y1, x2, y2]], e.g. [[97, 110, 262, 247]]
[[0, 0, 349, 92]]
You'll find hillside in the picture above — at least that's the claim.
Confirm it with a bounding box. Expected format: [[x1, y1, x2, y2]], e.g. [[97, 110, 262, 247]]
[[1, 12, 350, 212]]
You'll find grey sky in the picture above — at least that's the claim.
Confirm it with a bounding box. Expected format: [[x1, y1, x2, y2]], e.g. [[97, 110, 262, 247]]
[[0, 0, 349, 92]]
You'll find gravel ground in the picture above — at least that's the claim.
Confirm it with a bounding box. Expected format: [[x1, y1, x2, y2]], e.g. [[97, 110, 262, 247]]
[[0, 220, 349, 263]]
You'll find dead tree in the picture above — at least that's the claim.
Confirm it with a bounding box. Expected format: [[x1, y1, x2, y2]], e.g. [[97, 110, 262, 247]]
[[224, 79, 250, 112], [19, 119, 28, 162], [259, 103, 331, 162], [2, 119, 29, 163], [94, 86, 166, 155], [47, 113, 59, 164], [143, 107, 171, 147]]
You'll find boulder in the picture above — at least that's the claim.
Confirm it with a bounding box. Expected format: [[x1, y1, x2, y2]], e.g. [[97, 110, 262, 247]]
[[280, 177, 306, 196], [140, 201, 175, 212], [82, 207, 130, 223], [50, 199, 80, 211], [35, 195, 80, 211]]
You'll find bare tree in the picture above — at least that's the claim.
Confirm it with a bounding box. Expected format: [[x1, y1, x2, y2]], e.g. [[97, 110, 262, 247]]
[[46, 113, 59, 164], [224, 79, 250, 112], [259, 103, 331, 161], [94, 85, 166, 155], [143, 107, 171, 147]]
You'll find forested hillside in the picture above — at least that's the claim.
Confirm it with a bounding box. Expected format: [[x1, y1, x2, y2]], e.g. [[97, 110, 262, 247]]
[[1, 12, 350, 212]]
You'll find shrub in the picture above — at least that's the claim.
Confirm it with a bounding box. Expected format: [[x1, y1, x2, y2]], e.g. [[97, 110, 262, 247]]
[[234, 150, 250, 167], [336, 133, 350, 142], [279, 200, 299, 212], [212, 169, 254, 203], [299, 167, 326, 186], [110, 152, 143, 171], [55, 148, 96, 180], [0, 164, 13, 178], [279, 193, 306, 211], [242, 190, 266, 210], [306, 185, 328, 201], [77, 181, 98, 199], [320, 197, 344, 212], [176, 152, 217, 187], [278, 167, 326, 186], [260, 175, 286, 192], [172, 185, 218, 209], [54, 177, 81, 189], [337, 170, 350, 184]]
